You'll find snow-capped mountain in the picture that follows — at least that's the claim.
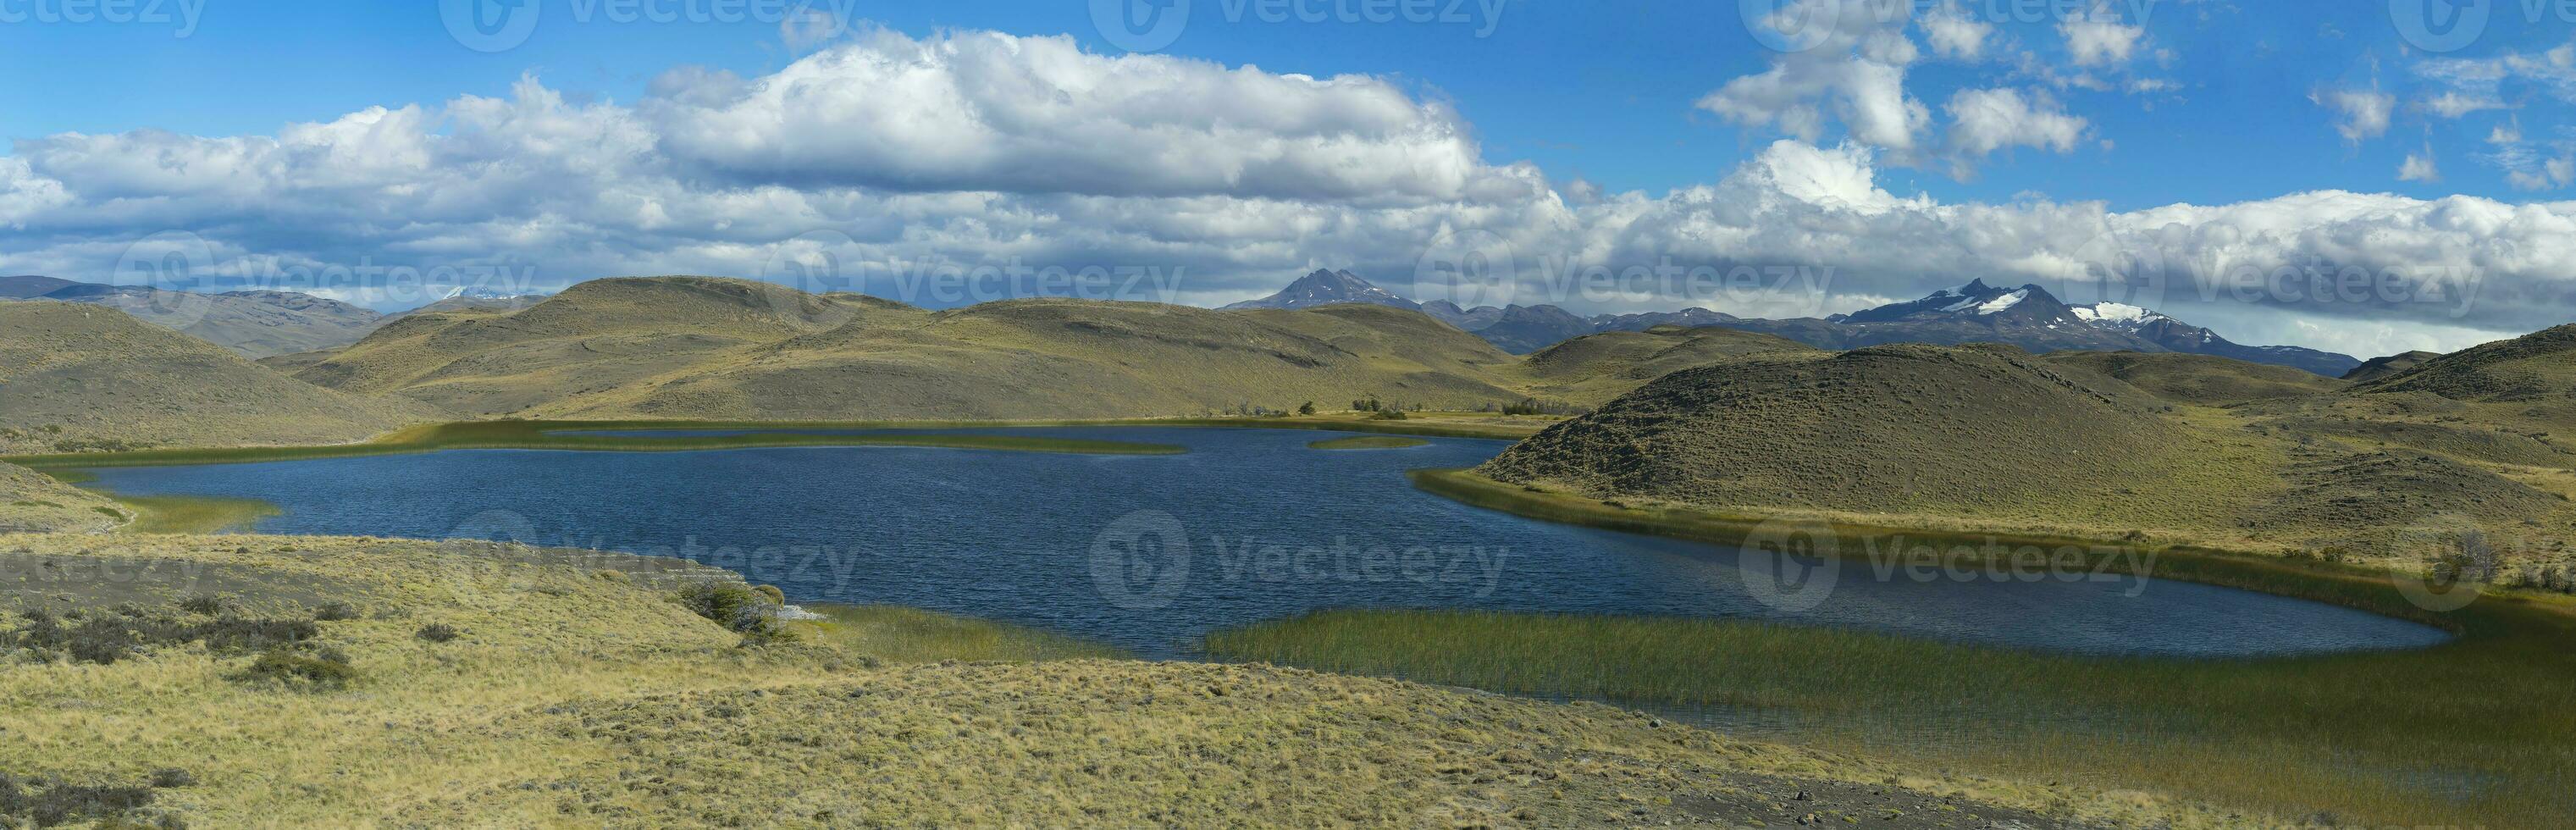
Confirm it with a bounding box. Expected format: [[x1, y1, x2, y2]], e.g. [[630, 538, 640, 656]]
[[1213, 269, 2360, 375], [1221, 268, 1420, 312], [1777, 280, 2360, 376]]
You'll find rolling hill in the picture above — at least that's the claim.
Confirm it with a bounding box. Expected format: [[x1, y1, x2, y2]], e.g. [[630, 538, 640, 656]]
[[1479, 344, 2199, 519], [0, 302, 427, 454], [290, 276, 1760, 421], [1518, 324, 1816, 404], [2039, 351, 2345, 407], [1476, 340, 2573, 553], [2342, 351, 2443, 383], [11, 281, 385, 358], [2352, 324, 2576, 402]]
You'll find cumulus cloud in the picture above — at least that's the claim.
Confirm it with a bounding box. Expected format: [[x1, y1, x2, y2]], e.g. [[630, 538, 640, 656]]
[[1944, 88, 2088, 158], [2312, 86, 2395, 143], [1919, 3, 1993, 60], [2400, 149, 2440, 183], [2059, 16, 2146, 67], [1697, 1, 1929, 153], [2, 26, 2568, 353], [650, 28, 1504, 202]]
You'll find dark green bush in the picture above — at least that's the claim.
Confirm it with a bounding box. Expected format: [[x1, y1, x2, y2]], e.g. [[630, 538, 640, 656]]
[[176, 594, 234, 617], [0, 772, 170, 828], [674, 583, 789, 645], [415, 623, 460, 644], [311, 601, 360, 622], [238, 646, 357, 689]]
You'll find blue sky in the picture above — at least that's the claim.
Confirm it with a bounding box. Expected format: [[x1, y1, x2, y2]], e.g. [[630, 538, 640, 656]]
[[4, 1, 2563, 207], [0, 1, 2570, 356]]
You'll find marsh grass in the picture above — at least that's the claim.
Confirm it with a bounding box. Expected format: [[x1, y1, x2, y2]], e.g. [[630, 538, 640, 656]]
[[0, 419, 1191, 470], [793, 604, 1126, 663], [1227, 469, 2576, 828], [113, 495, 281, 534], [1306, 435, 1431, 450]]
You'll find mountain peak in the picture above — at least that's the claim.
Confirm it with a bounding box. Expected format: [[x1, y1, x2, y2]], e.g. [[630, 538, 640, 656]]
[[1220, 268, 1420, 312]]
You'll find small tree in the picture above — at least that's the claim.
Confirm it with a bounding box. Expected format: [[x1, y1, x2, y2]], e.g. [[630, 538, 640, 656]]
[[1298, 401, 1316, 416]]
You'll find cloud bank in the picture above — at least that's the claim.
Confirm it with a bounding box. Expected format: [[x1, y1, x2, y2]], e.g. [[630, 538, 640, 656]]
[[1, 26, 2568, 357]]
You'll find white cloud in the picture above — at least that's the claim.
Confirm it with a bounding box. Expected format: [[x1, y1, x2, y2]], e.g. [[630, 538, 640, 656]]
[[1919, 3, 1993, 60], [2060, 17, 2146, 67], [1697, 1, 1929, 154], [2311, 86, 2395, 143], [2400, 150, 2440, 183], [1944, 88, 2088, 158], [2424, 91, 2503, 119], [3, 26, 2572, 354], [650, 28, 1502, 202]]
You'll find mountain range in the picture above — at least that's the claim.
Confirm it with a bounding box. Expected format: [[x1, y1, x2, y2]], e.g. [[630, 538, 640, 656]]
[[1, 278, 552, 359], [1224, 270, 2362, 376]]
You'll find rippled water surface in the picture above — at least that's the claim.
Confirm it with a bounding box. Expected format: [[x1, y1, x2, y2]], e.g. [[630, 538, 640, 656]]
[[82, 427, 2452, 657]]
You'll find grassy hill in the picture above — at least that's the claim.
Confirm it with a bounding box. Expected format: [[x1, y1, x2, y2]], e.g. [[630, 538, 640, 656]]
[[2353, 324, 2576, 401], [25, 285, 384, 358], [0, 533, 2207, 828], [0, 462, 124, 533], [0, 303, 428, 454], [2342, 350, 2443, 382], [1480, 344, 2237, 524], [1478, 341, 2576, 555], [292, 277, 891, 416], [1519, 324, 1815, 404], [2040, 351, 2344, 407], [288, 277, 1750, 421]]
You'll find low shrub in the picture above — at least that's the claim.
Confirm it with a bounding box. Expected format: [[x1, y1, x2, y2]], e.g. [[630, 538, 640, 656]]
[[311, 601, 361, 622], [3, 605, 322, 666], [237, 646, 357, 689], [0, 771, 180, 828], [415, 623, 460, 644], [177, 594, 235, 617], [675, 583, 791, 645]]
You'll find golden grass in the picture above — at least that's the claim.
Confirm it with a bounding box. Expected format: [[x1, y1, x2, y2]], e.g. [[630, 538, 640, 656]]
[[0, 533, 2236, 827]]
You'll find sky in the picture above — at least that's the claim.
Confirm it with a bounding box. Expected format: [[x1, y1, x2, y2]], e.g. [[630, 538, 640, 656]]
[[0, 0, 2572, 356]]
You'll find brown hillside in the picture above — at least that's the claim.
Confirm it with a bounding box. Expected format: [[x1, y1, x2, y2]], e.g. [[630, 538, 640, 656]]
[[0, 302, 426, 454], [1479, 344, 2190, 517]]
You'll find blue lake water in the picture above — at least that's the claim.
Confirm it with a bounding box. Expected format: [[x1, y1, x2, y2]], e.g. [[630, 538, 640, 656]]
[[80, 427, 2451, 658]]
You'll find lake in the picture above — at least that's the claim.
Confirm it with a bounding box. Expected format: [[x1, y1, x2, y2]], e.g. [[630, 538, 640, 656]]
[[79, 426, 2451, 657]]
